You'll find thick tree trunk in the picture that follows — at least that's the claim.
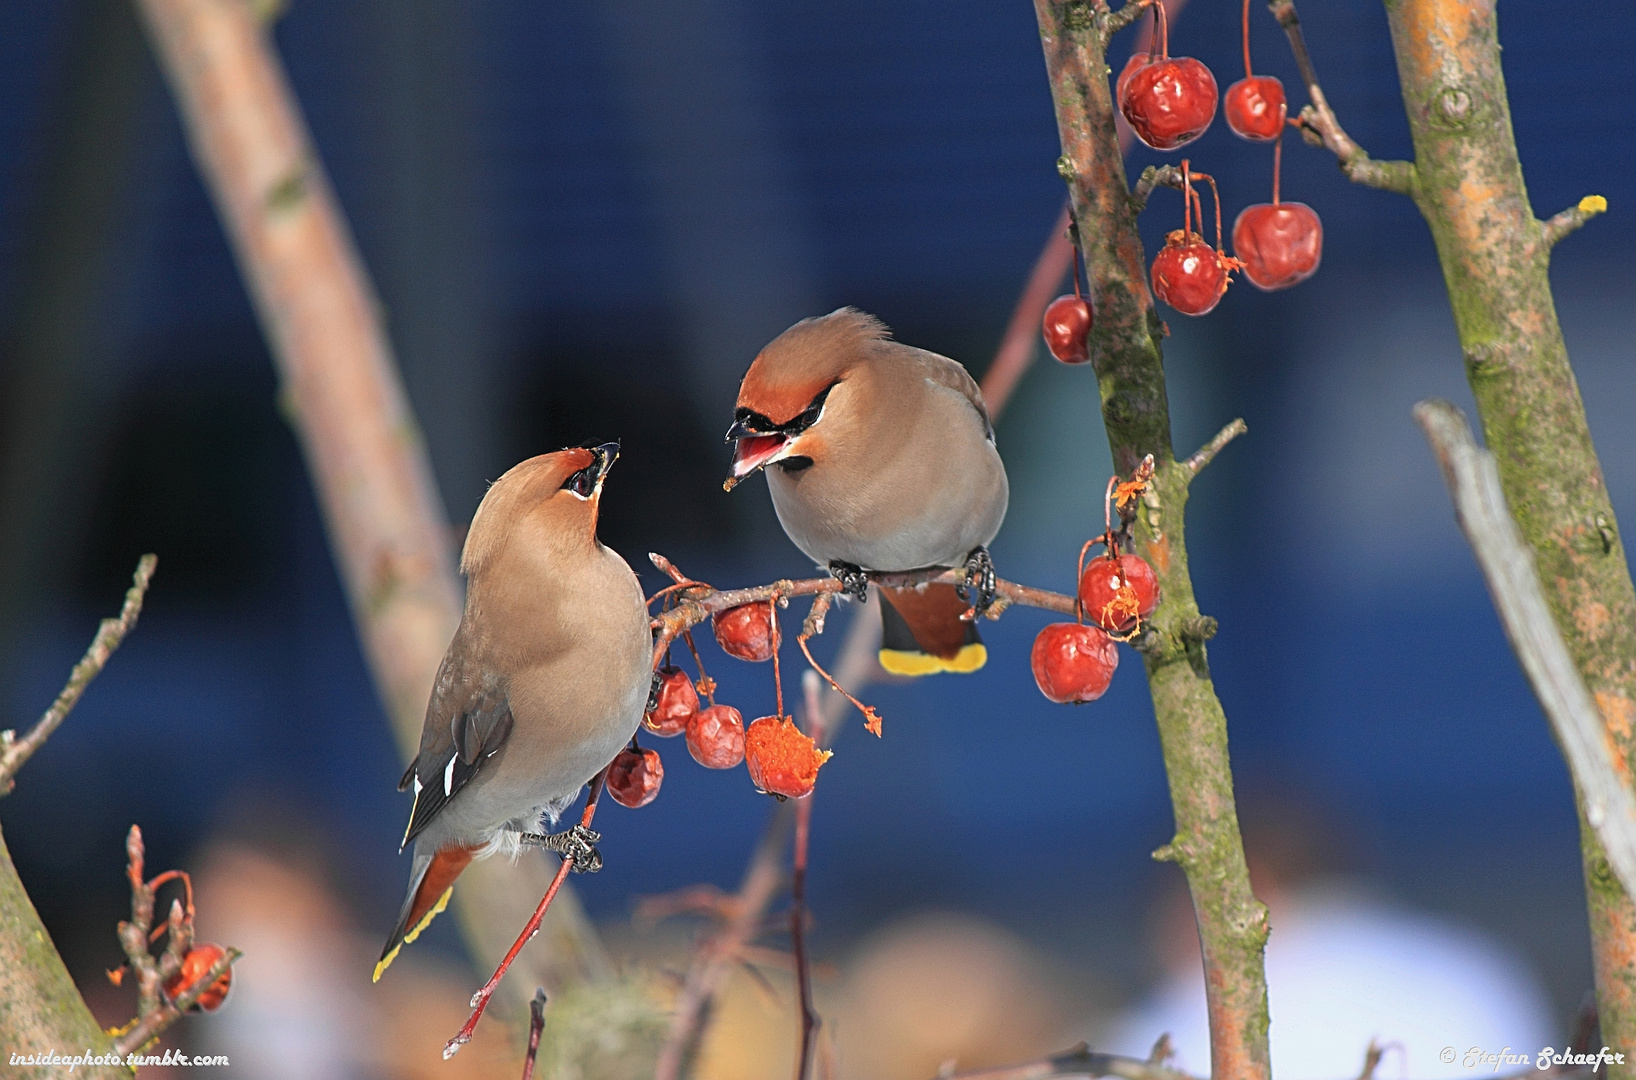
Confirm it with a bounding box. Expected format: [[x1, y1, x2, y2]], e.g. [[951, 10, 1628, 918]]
[[1381, 0, 1636, 1061]]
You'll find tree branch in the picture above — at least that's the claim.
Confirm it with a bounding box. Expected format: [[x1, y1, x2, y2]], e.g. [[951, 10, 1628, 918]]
[[1034, 1, 1272, 1076], [1269, 0, 1416, 195], [1182, 419, 1246, 480], [1541, 196, 1608, 249], [0, 554, 155, 793], [1416, 400, 1636, 901], [1102, 0, 1157, 42], [937, 1042, 1197, 1080]]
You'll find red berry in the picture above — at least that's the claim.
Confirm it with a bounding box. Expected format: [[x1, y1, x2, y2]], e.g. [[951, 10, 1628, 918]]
[[1115, 53, 1151, 105], [687, 704, 746, 769], [643, 664, 698, 737], [163, 942, 232, 1012], [1077, 554, 1160, 634], [1223, 76, 1286, 142], [607, 745, 663, 808], [712, 602, 780, 662], [1030, 623, 1119, 704], [1232, 202, 1323, 291], [1043, 294, 1093, 364], [1119, 57, 1217, 150], [744, 715, 832, 799], [1151, 232, 1231, 316]]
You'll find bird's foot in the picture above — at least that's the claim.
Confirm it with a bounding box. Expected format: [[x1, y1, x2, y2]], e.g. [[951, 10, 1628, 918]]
[[646, 669, 663, 713], [827, 561, 870, 604], [955, 546, 998, 620], [520, 824, 604, 873]]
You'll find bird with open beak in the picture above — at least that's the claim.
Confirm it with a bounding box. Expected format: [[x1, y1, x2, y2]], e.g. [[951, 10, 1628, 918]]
[[375, 443, 651, 981], [724, 308, 1009, 675]]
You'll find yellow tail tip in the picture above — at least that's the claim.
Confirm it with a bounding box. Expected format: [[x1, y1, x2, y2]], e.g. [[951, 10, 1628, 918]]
[[878, 643, 987, 677], [1579, 195, 1608, 215], [373, 885, 455, 983]]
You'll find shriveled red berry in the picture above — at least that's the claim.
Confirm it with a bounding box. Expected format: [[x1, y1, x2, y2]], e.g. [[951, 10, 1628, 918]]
[[1151, 232, 1230, 316], [643, 664, 698, 737], [712, 602, 780, 662], [1043, 294, 1093, 364], [1078, 554, 1160, 634], [163, 942, 232, 1012], [1119, 57, 1217, 150], [1223, 76, 1286, 141], [1115, 52, 1151, 105], [1031, 623, 1119, 704], [687, 704, 746, 769], [607, 746, 663, 808], [1232, 202, 1323, 291], [745, 715, 831, 799]]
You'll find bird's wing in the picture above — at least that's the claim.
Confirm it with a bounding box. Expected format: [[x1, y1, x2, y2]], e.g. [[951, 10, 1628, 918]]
[[398, 643, 515, 848], [903, 345, 994, 439]]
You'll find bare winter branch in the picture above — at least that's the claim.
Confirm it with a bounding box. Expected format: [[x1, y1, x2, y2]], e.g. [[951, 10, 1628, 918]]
[[0, 554, 155, 793], [1415, 400, 1636, 900], [1541, 196, 1608, 249], [520, 988, 546, 1080], [1182, 418, 1247, 479], [1269, 0, 1416, 195], [936, 1042, 1199, 1080]]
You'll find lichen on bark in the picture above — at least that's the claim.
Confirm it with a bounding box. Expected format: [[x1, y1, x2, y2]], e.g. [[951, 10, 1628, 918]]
[[1033, 3, 1272, 1078], [1377, 0, 1636, 1061]]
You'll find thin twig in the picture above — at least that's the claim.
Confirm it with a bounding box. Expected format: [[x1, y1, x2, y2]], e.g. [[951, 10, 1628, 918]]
[[444, 773, 607, 1058], [111, 947, 240, 1057], [1131, 165, 1184, 212], [1415, 399, 1636, 900], [791, 672, 824, 1080], [520, 988, 546, 1080], [0, 554, 155, 793], [1268, 0, 1416, 195], [651, 563, 1073, 666], [1541, 196, 1608, 248], [1182, 419, 1247, 478], [936, 1042, 1200, 1080]]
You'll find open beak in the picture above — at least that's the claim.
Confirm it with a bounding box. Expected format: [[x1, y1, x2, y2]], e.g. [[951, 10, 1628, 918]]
[[593, 442, 619, 482], [725, 433, 792, 491]]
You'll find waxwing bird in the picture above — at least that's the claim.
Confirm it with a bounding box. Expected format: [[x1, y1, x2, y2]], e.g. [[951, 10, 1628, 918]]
[[723, 308, 1008, 675], [375, 443, 652, 981]]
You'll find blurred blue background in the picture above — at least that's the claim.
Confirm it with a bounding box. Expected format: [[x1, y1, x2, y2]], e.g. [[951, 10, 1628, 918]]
[[0, 0, 1630, 1059]]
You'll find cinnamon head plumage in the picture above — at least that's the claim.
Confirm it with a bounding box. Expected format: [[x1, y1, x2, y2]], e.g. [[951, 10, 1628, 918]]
[[725, 308, 1009, 674]]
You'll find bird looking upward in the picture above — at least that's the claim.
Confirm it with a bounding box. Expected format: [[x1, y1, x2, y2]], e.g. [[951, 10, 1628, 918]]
[[724, 308, 1009, 675], [375, 443, 652, 981]]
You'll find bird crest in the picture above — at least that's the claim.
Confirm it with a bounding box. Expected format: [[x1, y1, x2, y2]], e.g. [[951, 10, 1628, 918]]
[[735, 307, 888, 424]]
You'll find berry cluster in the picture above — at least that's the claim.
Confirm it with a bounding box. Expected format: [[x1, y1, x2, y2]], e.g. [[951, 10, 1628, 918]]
[[1030, 459, 1161, 704], [609, 599, 833, 809], [1040, 0, 1323, 361]]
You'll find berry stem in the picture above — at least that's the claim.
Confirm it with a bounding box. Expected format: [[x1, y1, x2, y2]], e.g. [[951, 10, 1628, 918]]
[[1186, 167, 1227, 253], [1181, 160, 1193, 237], [1154, 0, 1169, 61], [1241, 0, 1253, 80], [682, 628, 717, 705], [770, 601, 785, 718], [1271, 114, 1284, 205]]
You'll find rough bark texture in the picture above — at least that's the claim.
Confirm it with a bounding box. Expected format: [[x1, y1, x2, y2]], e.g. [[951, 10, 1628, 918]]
[[1381, 0, 1636, 1060], [1033, 5, 1272, 1079], [0, 825, 127, 1079]]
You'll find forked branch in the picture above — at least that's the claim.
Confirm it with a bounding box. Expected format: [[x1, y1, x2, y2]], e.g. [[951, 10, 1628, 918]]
[[1269, 0, 1416, 195]]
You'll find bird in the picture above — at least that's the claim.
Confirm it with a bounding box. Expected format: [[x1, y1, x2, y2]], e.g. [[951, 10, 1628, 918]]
[[723, 308, 1009, 675], [374, 443, 652, 981]]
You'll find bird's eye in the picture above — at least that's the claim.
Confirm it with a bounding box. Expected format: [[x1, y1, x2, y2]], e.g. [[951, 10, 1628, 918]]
[[562, 465, 598, 498]]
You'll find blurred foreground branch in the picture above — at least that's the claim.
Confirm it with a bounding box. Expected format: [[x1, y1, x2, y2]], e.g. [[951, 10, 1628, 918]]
[[1417, 400, 1636, 899], [132, 0, 609, 1007]]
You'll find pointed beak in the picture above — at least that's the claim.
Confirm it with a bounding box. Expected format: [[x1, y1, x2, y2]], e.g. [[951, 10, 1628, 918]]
[[593, 442, 620, 481], [724, 433, 792, 491]]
